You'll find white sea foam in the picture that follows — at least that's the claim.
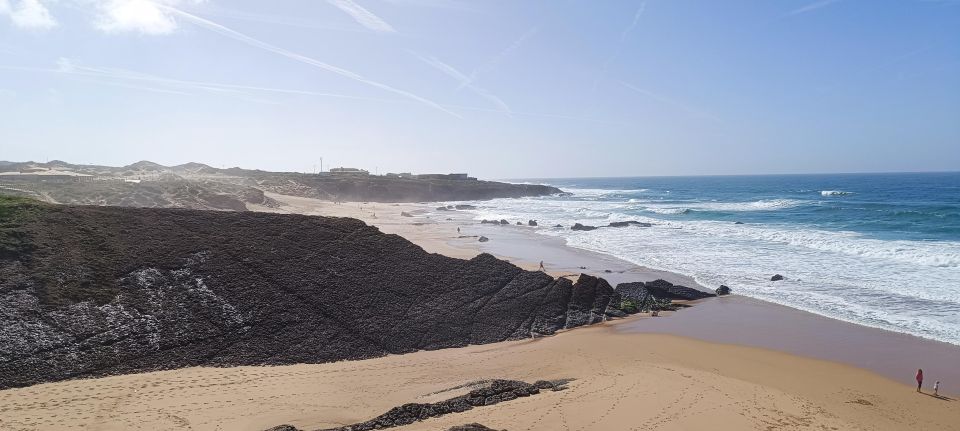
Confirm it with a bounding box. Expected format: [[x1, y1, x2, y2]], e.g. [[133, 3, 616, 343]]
[[456, 195, 960, 346], [638, 199, 807, 214], [821, 190, 853, 196]]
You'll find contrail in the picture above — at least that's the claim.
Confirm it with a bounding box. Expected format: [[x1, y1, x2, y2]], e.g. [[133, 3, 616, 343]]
[[412, 53, 512, 115], [620, 81, 723, 124], [456, 25, 539, 92], [326, 0, 395, 32], [158, 5, 460, 117], [787, 0, 841, 16]]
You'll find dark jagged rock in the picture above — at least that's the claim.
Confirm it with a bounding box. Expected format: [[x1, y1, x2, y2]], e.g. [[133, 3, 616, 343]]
[[528, 220, 537, 226], [478, 236, 489, 242], [564, 274, 617, 328], [771, 274, 784, 281], [0, 198, 624, 389], [314, 380, 551, 431], [455, 205, 477, 210], [516, 222, 523, 225], [554, 224, 563, 228], [448, 424, 503, 431], [734, 221, 744, 224], [614, 282, 651, 304], [481, 219, 496, 224], [264, 426, 302, 431], [607, 221, 652, 228], [571, 223, 598, 231], [641, 279, 716, 300], [716, 285, 731, 296], [499, 219, 509, 225]]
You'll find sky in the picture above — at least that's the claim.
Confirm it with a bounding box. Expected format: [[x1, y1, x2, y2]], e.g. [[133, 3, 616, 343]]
[[1, 0, 958, 179]]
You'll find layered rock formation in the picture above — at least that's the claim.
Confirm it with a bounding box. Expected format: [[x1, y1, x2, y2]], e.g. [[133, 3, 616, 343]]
[[0, 198, 629, 389]]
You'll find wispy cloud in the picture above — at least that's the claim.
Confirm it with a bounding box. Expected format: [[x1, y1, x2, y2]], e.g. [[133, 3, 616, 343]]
[[412, 52, 511, 114], [786, 0, 841, 16], [0, 0, 58, 30], [91, 0, 203, 35], [620, 81, 723, 124], [158, 5, 459, 117], [326, 0, 395, 33]]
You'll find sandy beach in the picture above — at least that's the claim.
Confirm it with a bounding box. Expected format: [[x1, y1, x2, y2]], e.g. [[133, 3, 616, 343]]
[[2, 193, 957, 431], [1, 321, 956, 431]]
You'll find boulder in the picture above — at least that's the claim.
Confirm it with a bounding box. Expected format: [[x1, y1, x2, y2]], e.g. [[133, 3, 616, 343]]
[[516, 222, 523, 225], [607, 221, 653, 228], [499, 219, 509, 225], [480, 219, 496, 224], [436, 206, 450, 211], [528, 220, 538, 226], [478, 236, 489, 242], [734, 221, 744, 224], [771, 274, 784, 281], [455, 205, 477, 210], [554, 224, 563, 228], [571, 223, 598, 231], [716, 285, 731, 296]]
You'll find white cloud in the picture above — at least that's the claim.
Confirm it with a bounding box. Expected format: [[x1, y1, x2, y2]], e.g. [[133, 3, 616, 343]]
[[327, 0, 395, 33], [90, 0, 203, 35], [1, 0, 58, 30]]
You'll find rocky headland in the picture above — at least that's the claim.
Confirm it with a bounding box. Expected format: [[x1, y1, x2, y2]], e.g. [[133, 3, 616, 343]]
[[0, 197, 713, 390]]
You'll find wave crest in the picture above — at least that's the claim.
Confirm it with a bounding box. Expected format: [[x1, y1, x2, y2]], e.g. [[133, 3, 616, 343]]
[[821, 190, 853, 196]]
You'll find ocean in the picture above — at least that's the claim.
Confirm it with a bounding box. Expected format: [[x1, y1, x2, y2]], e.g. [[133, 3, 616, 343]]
[[463, 172, 960, 346]]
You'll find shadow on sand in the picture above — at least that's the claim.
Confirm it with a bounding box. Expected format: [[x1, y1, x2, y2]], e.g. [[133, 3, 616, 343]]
[[921, 392, 954, 401]]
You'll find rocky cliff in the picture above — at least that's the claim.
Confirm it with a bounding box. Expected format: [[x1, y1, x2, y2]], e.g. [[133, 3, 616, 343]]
[[0, 198, 624, 389]]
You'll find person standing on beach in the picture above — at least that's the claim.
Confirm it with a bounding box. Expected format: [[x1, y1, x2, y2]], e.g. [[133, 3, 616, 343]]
[[916, 369, 924, 392], [934, 381, 940, 396], [539, 260, 545, 271]]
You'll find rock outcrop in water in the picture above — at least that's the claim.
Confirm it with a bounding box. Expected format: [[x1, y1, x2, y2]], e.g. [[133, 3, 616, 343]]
[[0, 198, 630, 389], [616, 279, 716, 302]]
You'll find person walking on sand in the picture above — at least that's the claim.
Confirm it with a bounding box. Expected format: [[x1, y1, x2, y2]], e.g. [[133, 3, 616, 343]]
[[934, 381, 940, 396], [916, 369, 924, 392], [538, 260, 545, 272]]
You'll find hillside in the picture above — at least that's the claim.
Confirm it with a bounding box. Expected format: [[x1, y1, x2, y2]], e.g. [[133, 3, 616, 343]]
[[0, 160, 561, 206], [0, 198, 625, 389]]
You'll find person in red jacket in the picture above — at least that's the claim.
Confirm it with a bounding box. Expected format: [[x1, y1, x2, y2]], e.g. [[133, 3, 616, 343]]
[[916, 369, 924, 392]]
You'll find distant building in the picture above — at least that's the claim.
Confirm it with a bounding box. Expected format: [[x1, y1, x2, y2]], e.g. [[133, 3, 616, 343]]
[[329, 167, 369, 176], [414, 173, 476, 181]]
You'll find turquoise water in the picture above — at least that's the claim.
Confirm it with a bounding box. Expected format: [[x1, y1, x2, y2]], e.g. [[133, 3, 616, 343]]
[[460, 172, 960, 345]]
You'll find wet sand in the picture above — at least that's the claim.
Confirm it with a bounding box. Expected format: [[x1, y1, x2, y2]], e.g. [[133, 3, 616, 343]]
[[258, 194, 960, 392]]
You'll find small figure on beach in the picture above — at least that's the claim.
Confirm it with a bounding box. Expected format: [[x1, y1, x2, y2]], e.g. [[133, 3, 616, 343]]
[[934, 381, 940, 396], [916, 369, 924, 392], [457, 227, 460, 233], [538, 260, 545, 271]]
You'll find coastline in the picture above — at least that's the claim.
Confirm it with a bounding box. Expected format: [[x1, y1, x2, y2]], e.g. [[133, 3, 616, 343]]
[[256, 193, 960, 390], [1, 194, 956, 431]]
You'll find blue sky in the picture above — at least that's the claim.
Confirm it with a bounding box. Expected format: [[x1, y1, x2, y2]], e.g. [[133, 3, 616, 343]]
[[1, 0, 958, 178]]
